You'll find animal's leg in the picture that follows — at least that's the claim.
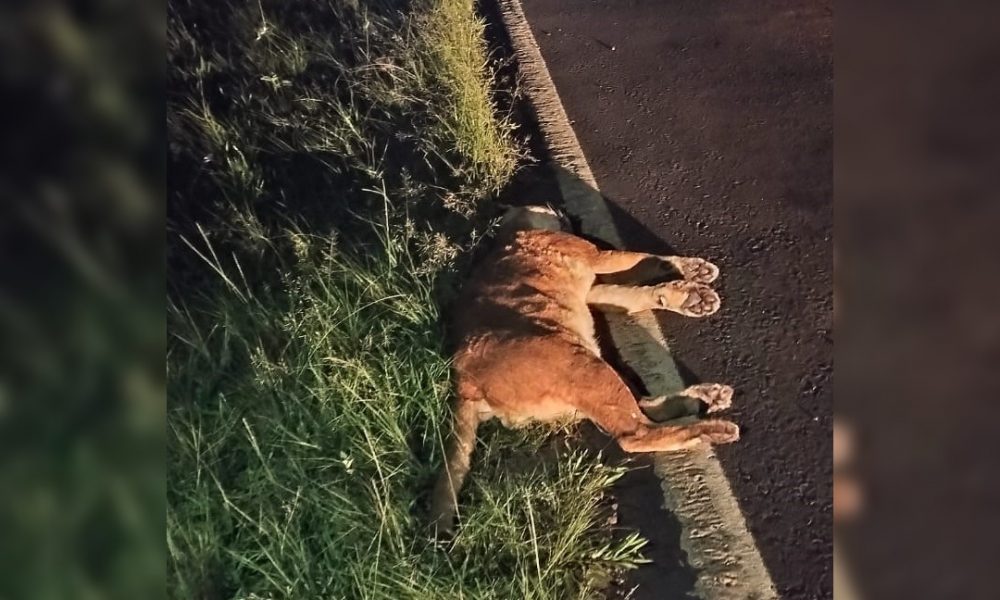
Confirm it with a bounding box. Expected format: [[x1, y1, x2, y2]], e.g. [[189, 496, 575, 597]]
[[429, 393, 488, 537], [581, 389, 738, 451], [616, 419, 740, 452], [587, 281, 720, 317], [570, 360, 739, 452], [587, 249, 659, 274], [586, 250, 719, 284], [638, 383, 734, 422], [586, 284, 661, 313]]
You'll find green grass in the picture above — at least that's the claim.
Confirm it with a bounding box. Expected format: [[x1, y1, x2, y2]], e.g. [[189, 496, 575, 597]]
[[166, 0, 646, 598]]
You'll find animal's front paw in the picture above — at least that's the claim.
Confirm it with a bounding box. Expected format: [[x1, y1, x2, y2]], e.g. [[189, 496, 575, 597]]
[[663, 256, 720, 284], [653, 280, 721, 317]]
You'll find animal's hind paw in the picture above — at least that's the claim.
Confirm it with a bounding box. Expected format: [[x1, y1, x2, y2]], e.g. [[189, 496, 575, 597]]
[[694, 420, 740, 445], [681, 383, 734, 414]]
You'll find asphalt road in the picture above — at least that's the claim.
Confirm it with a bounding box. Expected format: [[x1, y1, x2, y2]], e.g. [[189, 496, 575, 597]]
[[516, 0, 833, 597]]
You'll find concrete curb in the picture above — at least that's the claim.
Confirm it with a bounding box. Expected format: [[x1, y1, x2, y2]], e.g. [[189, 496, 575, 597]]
[[495, 0, 779, 597]]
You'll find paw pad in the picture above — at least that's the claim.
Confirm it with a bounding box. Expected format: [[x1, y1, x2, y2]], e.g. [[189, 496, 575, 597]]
[[669, 257, 720, 284]]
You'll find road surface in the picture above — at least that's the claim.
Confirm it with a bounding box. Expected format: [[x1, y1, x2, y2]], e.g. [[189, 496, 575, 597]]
[[516, 0, 833, 596]]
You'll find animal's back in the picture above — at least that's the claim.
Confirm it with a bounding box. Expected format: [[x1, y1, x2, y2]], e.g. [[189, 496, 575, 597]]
[[451, 229, 608, 422], [453, 229, 599, 345]]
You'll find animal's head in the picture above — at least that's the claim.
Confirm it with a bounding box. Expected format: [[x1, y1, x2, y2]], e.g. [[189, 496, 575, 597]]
[[497, 204, 571, 234]]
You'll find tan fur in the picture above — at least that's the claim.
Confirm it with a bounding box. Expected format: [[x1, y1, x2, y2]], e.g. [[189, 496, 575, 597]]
[[430, 206, 738, 535]]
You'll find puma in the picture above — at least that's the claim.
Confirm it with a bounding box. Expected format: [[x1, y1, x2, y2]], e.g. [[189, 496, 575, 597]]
[[430, 205, 739, 535]]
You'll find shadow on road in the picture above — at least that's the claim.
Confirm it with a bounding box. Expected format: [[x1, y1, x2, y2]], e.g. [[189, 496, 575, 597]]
[[499, 159, 710, 599], [480, 0, 730, 590]]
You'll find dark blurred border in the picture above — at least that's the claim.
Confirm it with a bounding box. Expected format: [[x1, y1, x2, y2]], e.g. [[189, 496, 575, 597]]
[[837, 1, 1000, 598], [0, 1, 164, 598]]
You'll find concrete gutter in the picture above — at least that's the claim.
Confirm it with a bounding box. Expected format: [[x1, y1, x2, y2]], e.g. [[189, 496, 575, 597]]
[[495, 0, 779, 597]]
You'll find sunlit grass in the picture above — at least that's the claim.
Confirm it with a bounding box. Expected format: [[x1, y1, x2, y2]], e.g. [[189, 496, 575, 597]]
[[168, 213, 645, 599], [166, 0, 645, 597]]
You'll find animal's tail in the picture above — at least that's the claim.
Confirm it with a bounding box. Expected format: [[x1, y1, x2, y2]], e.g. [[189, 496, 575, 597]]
[[429, 397, 481, 536]]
